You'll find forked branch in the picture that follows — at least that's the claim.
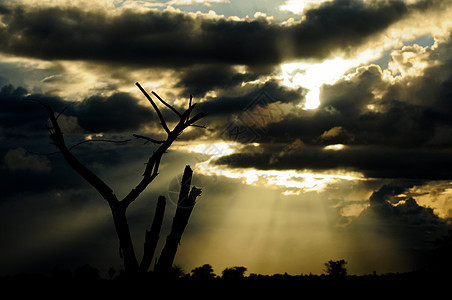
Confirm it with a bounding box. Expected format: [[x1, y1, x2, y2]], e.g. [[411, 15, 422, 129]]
[[122, 83, 207, 208]]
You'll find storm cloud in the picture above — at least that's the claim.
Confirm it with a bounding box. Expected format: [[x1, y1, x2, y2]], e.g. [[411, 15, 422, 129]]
[[0, 84, 159, 134], [215, 144, 452, 179], [0, 0, 443, 68], [213, 34, 452, 180]]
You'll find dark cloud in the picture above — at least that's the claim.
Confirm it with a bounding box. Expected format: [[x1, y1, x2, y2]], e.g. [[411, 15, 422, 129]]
[[316, 67, 452, 148], [0, 84, 64, 136], [0, 84, 161, 201], [0, 158, 89, 198], [0, 84, 159, 135], [201, 58, 451, 148], [176, 64, 263, 98], [335, 182, 452, 272], [0, 1, 440, 68], [214, 145, 452, 180], [196, 79, 305, 117], [73, 93, 155, 133], [211, 34, 452, 179], [358, 183, 450, 244]]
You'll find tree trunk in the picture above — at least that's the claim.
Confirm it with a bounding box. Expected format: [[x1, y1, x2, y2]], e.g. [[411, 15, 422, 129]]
[[110, 203, 139, 274], [155, 165, 202, 274], [140, 196, 166, 272]]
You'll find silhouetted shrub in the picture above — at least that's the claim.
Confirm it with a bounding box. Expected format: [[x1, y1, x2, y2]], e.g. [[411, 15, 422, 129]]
[[324, 260, 348, 278], [190, 264, 216, 280], [222, 266, 247, 279]]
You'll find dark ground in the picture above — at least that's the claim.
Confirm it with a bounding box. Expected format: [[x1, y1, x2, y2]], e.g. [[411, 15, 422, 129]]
[[1, 270, 450, 298]]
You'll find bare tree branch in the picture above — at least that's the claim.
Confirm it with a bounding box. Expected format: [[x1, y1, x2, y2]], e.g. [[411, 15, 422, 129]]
[[25, 98, 48, 108], [31, 100, 117, 204], [121, 89, 207, 208], [135, 82, 170, 134], [55, 107, 68, 120], [187, 112, 208, 126], [133, 134, 165, 144], [189, 124, 206, 128], [151, 91, 182, 118], [27, 149, 61, 156], [187, 94, 193, 122], [68, 139, 131, 150]]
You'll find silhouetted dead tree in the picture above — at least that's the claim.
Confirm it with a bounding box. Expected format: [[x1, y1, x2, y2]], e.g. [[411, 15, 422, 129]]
[[31, 82, 207, 276]]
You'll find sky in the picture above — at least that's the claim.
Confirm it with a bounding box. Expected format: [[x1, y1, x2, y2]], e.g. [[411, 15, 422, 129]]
[[1, 0, 452, 277]]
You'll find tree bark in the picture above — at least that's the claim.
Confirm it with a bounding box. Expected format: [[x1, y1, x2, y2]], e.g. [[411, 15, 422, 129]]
[[140, 196, 166, 272], [155, 165, 202, 274]]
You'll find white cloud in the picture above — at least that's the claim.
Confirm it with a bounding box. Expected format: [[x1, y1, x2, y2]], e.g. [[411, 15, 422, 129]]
[[387, 44, 435, 78], [279, 0, 332, 14], [407, 182, 452, 219]]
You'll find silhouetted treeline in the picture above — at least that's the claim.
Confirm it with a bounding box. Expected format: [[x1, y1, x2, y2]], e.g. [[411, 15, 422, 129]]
[[1, 263, 449, 283], [4, 233, 450, 285], [2, 263, 450, 299]]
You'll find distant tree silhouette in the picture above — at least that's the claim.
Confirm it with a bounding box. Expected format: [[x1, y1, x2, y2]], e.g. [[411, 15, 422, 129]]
[[324, 260, 348, 278], [221, 266, 247, 279], [30, 83, 207, 276], [191, 264, 216, 280]]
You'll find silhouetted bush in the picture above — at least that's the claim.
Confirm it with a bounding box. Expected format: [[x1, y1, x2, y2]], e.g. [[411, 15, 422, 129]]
[[190, 264, 216, 280], [222, 266, 247, 279], [324, 260, 348, 278]]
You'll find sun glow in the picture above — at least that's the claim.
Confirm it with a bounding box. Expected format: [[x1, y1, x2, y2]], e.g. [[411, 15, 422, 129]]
[[323, 144, 346, 151], [181, 142, 363, 193], [280, 49, 382, 109], [279, 0, 332, 14], [196, 162, 363, 193], [187, 141, 239, 158]]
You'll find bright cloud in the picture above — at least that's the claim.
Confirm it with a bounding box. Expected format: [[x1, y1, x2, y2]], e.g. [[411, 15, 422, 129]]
[[280, 49, 381, 109], [279, 0, 332, 14]]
